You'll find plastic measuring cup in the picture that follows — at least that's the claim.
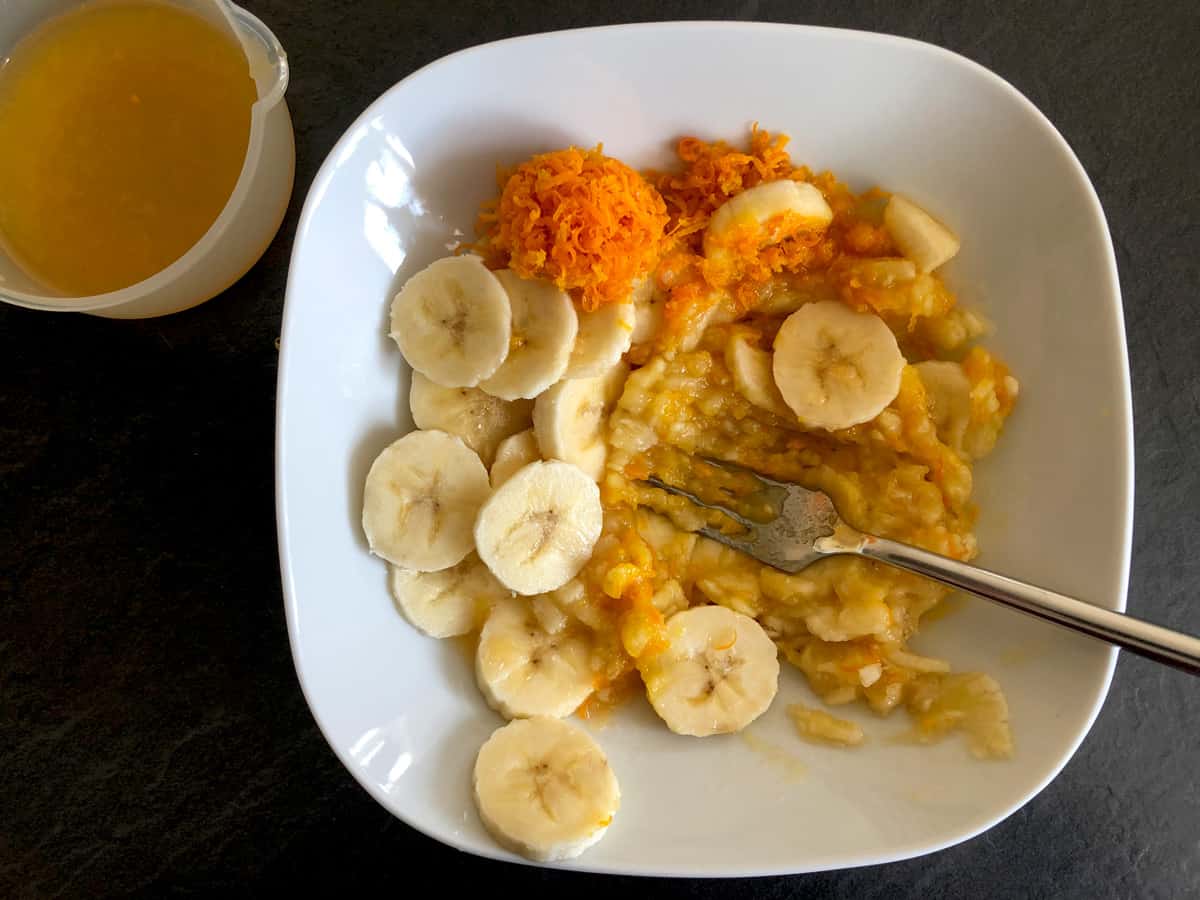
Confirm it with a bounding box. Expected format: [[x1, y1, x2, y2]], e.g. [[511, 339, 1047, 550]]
[[0, 0, 295, 318]]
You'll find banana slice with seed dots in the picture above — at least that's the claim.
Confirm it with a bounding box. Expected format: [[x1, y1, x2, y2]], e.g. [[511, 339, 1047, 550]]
[[475, 595, 595, 719], [640, 604, 780, 737], [629, 276, 668, 348], [409, 371, 532, 467], [489, 428, 541, 489], [389, 553, 509, 638], [772, 300, 905, 431], [481, 270, 579, 400], [389, 255, 511, 388], [474, 460, 604, 595], [533, 361, 629, 482], [361, 429, 491, 572], [473, 716, 620, 862]]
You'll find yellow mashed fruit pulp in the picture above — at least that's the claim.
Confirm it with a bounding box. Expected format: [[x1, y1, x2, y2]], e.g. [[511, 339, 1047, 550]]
[[477, 129, 1018, 758]]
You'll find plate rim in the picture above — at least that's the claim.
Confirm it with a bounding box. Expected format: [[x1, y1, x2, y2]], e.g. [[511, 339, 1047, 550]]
[[275, 20, 1134, 876]]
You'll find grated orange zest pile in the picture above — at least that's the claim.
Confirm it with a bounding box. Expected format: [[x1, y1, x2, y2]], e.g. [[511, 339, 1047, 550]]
[[477, 146, 669, 311]]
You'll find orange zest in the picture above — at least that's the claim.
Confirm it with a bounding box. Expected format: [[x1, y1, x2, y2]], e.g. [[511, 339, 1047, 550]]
[[712, 631, 738, 652], [476, 146, 669, 310]]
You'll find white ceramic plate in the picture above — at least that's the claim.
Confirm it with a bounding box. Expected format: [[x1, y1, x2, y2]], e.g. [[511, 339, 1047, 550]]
[[277, 22, 1133, 876]]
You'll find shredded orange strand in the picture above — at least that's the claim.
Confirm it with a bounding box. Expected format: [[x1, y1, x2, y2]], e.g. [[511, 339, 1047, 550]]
[[477, 146, 669, 310]]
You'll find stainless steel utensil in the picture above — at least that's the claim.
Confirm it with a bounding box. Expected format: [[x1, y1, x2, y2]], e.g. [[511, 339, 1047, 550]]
[[643, 458, 1200, 675]]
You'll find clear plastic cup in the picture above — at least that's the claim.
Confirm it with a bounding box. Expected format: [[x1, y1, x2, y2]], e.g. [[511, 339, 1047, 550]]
[[0, 0, 295, 318]]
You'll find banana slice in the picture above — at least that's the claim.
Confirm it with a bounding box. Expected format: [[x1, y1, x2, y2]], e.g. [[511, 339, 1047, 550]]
[[533, 362, 628, 481], [914, 360, 972, 454], [630, 277, 669, 348], [490, 428, 541, 489], [481, 270, 579, 400], [772, 300, 905, 431], [724, 333, 794, 419], [704, 179, 832, 258], [640, 605, 780, 736], [636, 508, 697, 577], [564, 300, 636, 379], [474, 460, 604, 595], [476, 595, 595, 718], [473, 716, 620, 862], [884, 195, 961, 273], [389, 553, 509, 638], [390, 255, 511, 388], [410, 372, 533, 466], [676, 291, 741, 352], [362, 429, 491, 571], [756, 273, 839, 316], [688, 537, 763, 619]]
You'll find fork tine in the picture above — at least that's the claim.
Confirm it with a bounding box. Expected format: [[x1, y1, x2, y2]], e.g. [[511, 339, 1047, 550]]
[[641, 476, 755, 528], [697, 525, 759, 558], [696, 454, 790, 490]]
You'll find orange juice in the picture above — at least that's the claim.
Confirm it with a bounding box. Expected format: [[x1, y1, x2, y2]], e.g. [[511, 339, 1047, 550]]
[[0, 0, 257, 296]]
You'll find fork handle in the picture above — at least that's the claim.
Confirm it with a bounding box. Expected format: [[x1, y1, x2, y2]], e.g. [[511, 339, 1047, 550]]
[[852, 535, 1200, 675]]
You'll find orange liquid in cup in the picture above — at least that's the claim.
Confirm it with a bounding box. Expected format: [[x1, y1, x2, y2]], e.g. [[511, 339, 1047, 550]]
[[0, 0, 257, 296]]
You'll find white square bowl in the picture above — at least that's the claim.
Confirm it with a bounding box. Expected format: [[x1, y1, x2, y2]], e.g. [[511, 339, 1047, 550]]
[[277, 22, 1133, 876]]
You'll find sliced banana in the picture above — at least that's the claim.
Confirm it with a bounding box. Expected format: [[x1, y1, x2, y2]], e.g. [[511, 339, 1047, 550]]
[[724, 333, 794, 419], [473, 716, 620, 862], [674, 291, 741, 352], [476, 595, 595, 718], [564, 300, 636, 379], [640, 605, 780, 737], [884, 194, 961, 272], [772, 300, 905, 431], [688, 537, 763, 619], [636, 508, 698, 576], [490, 428, 541, 489], [410, 372, 533, 466], [362, 429, 491, 571], [549, 578, 609, 633], [756, 273, 839, 316], [474, 460, 604, 595], [675, 298, 718, 353], [704, 179, 833, 258], [481, 270, 579, 400], [390, 255, 511, 388], [630, 280, 667, 347], [389, 553, 509, 638], [629, 275, 654, 305], [915, 360, 972, 454], [533, 362, 628, 481]]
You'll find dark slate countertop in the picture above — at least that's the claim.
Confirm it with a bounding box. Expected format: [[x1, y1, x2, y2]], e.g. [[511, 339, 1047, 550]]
[[2, 1, 1197, 896]]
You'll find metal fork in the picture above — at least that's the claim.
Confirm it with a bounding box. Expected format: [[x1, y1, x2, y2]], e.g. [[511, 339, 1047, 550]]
[[643, 459, 1200, 675]]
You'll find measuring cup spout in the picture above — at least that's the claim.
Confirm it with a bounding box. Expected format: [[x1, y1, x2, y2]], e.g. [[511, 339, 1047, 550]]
[[0, 0, 295, 317], [226, 3, 289, 109]]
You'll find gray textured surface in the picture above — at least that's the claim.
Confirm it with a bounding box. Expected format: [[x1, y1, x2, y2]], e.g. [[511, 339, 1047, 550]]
[[2, 0, 1198, 896]]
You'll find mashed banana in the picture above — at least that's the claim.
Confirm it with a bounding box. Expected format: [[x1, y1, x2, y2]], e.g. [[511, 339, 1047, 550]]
[[569, 131, 1017, 757]]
